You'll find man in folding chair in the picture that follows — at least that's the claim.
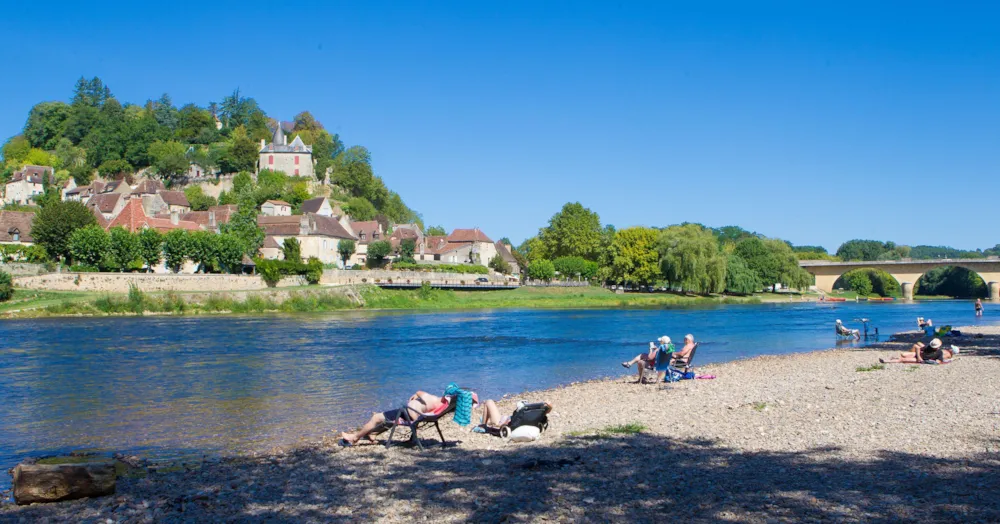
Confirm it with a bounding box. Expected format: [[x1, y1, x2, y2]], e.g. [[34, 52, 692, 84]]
[[341, 390, 446, 446]]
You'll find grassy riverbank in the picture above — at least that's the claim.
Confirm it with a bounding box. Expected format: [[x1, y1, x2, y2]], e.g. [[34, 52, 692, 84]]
[[1, 285, 759, 318], [4, 326, 997, 520]]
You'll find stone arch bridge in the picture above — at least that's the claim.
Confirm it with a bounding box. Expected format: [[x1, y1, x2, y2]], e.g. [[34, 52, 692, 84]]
[[799, 259, 1000, 301]]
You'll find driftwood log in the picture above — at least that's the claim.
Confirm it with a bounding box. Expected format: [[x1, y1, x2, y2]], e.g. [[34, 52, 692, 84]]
[[12, 462, 116, 505]]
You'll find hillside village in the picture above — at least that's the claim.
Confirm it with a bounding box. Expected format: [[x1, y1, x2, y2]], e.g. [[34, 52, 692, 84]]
[[0, 126, 520, 275]]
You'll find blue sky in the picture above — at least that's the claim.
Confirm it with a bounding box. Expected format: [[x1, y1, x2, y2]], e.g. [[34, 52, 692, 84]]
[[2, 2, 998, 251]]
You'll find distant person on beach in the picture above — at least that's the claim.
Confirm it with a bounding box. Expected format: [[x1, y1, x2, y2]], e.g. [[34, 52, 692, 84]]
[[917, 317, 929, 328], [880, 338, 959, 364], [921, 319, 936, 337], [622, 336, 672, 383], [341, 390, 446, 446], [975, 299, 984, 317], [670, 334, 697, 368]]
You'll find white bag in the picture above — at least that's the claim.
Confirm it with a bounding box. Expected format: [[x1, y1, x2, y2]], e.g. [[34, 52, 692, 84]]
[[508, 425, 541, 442]]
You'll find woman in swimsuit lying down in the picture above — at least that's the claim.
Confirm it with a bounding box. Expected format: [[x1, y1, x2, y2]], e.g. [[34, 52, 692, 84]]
[[880, 338, 959, 364]]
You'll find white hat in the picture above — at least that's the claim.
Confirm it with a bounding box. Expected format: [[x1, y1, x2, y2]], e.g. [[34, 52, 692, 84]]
[[658, 336, 671, 344], [929, 338, 942, 349], [649, 342, 656, 350], [685, 334, 694, 341], [949, 345, 960, 355], [836, 319, 842, 324]]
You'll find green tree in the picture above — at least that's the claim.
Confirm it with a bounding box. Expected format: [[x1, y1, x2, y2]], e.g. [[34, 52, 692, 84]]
[[98, 159, 133, 179], [538, 202, 602, 260], [148, 140, 189, 180], [848, 272, 874, 297], [187, 231, 216, 273], [55, 138, 86, 170], [657, 224, 727, 294], [552, 256, 588, 280], [835, 240, 891, 261], [150, 93, 179, 131], [24, 101, 72, 150], [221, 204, 265, 257], [163, 229, 191, 272], [137, 228, 164, 272], [608, 227, 661, 286], [2, 136, 31, 166], [724, 254, 760, 295], [107, 227, 141, 271], [68, 225, 110, 268], [713, 225, 758, 245], [31, 200, 97, 262], [282, 237, 302, 263], [518, 236, 549, 263], [175, 104, 218, 143], [344, 197, 376, 221], [426, 225, 446, 236], [338, 239, 356, 267], [0, 270, 13, 302], [184, 185, 217, 211], [366, 240, 391, 267], [489, 253, 512, 274], [218, 126, 259, 173], [526, 259, 556, 281], [399, 238, 416, 260], [216, 233, 245, 274]]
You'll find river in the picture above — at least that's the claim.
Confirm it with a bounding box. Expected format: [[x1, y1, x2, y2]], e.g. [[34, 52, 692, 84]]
[[0, 300, 993, 482]]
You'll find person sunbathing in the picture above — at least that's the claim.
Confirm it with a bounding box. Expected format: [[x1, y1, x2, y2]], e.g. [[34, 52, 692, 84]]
[[622, 336, 672, 383], [880, 338, 959, 364], [341, 390, 446, 445], [670, 334, 697, 368], [474, 399, 511, 432]]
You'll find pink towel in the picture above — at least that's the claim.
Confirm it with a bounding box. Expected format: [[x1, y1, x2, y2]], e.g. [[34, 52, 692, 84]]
[[696, 374, 716, 380]]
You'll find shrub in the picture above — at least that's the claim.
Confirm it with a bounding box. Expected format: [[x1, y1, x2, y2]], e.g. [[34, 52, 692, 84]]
[[305, 257, 323, 285], [258, 260, 282, 287], [126, 284, 146, 314], [0, 270, 13, 302], [848, 272, 874, 297], [527, 259, 556, 281]]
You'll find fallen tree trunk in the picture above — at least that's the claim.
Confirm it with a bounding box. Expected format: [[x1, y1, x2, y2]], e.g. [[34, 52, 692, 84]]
[[12, 462, 116, 505]]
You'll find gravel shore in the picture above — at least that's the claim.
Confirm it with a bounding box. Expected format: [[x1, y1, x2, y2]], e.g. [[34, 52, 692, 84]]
[[3, 326, 999, 522]]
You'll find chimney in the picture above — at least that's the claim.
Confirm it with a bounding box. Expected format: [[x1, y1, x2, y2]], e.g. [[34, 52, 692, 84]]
[[170, 210, 179, 225], [505, 243, 513, 253], [260, 139, 266, 148], [299, 215, 310, 236], [283, 134, 287, 146]]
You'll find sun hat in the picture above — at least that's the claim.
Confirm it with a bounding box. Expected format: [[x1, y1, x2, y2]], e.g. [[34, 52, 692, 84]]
[[836, 319, 842, 323], [658, 336, 671, 344], [929, 338, 942, 349], [950, 345, 960, 355]]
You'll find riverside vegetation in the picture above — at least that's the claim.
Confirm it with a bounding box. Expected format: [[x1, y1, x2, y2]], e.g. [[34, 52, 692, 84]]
[[0, 284, 758, 318]]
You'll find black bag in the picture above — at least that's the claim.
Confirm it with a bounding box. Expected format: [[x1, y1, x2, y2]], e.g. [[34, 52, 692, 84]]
[[508, 402, 550, 432]]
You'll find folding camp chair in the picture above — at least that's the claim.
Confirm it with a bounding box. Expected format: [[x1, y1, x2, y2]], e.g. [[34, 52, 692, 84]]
[[381, 395, 457, 450], [663, 343, 700, 383]]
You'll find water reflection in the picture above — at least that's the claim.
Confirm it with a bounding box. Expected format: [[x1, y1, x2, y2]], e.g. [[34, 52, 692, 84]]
[[0, 300, 994, 482]]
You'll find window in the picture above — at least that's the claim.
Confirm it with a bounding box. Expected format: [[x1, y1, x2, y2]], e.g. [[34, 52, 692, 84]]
[[360, 232, 366, 241], [373, 232, 379, 240], [268, 155, 274, 165], [294, 156, 300, 165], [11, 229, 19, 242]]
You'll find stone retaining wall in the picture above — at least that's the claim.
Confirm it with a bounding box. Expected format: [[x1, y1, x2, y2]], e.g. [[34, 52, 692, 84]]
[[0, 263, 48, 277], [14, 273, 309, 293], [321, 269, 508, 286]]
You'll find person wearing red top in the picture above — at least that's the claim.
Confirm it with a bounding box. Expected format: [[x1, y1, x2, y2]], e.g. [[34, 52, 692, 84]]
[[341, 390, 446, 446]]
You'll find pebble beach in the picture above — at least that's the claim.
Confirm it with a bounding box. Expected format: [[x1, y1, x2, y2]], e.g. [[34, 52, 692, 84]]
[[2, 325, 999, 522]]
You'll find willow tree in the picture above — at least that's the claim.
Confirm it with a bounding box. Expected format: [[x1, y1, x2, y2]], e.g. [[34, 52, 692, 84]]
[[657, 224, 726, 294]]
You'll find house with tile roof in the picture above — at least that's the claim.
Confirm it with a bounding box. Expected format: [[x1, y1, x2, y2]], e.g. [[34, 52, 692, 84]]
[[107, 199, 202, 233], [3, 165, 54, 205], [86, 192, 127, 221], [258, 124, 313, 178], [300, 197, 335, 217], [131, 179, 166, 197], [158, 191, 191, 213], [258, 213, 356, 265], [494, 241, 520, 275], [416, 228, 497, 266], [260, 199, 292, 217], [0, 211, 35, 246], [389, 223, 424, 257], [345, 220, 386, 267]]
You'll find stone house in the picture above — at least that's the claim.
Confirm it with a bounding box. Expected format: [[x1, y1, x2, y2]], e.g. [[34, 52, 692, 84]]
[[417, 228, 496, 266], [494, 241, 520, 275], [389, 223, 424, 256], [258, 213, 356, 265], [158, 191, 191, 214], [300, 197, 334, 217], [160, 205, 237, 234], [131, 179, 166, 197], [259, 125, 313, 178], [87, 193, 127, 221], [99, 179, 132, 196], [60, 178, 77, 201], [64, 180, 105, 203], [0, 211, 35, 246], [260, 200, 292, 217], [3, 165, 54, 205], [346, 220, 386, 267]]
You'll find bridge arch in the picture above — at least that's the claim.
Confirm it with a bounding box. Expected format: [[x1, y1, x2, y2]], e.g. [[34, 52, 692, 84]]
[[799, 259, 1000, 301], [831, 268, 902, 297]]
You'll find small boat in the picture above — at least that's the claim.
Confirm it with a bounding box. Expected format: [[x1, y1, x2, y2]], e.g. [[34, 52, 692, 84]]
[[822, 297, 847, 302]]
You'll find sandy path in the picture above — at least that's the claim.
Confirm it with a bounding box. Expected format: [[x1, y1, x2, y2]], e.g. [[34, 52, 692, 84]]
[[3, 326, 999, 522]]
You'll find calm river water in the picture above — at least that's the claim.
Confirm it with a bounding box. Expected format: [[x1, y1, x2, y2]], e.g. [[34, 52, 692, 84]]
[[0, 300, 994, 480]]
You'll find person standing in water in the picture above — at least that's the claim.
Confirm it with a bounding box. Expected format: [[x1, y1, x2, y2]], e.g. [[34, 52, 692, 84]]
[[975, 298, 984, 317]]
